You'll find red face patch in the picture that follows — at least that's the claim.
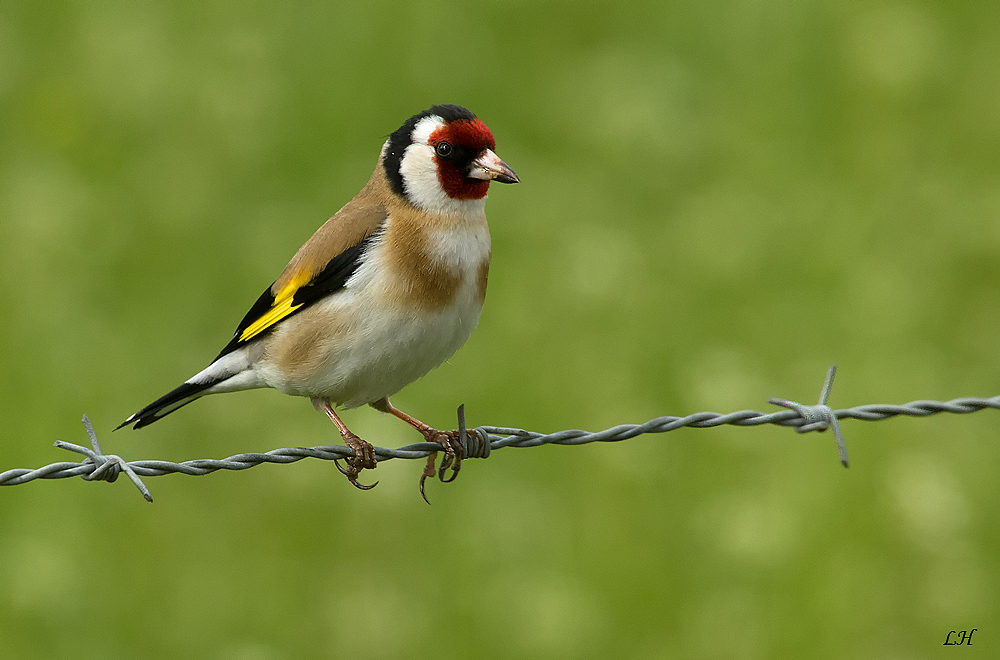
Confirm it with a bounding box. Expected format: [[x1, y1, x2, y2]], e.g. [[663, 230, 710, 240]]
[[430, 119, 497, 200], [444, 118, 495, 152]]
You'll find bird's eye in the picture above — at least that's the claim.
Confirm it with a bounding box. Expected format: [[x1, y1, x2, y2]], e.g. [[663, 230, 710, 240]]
[[435, 141, 453, 158]]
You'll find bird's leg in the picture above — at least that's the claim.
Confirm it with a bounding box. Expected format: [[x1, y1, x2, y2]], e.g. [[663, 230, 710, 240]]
[[370, 398, 465, 502], [312, 398, 378, 490]]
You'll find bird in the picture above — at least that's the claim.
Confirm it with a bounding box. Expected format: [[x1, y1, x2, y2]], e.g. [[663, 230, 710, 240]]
[[117, 104, 518, 499]]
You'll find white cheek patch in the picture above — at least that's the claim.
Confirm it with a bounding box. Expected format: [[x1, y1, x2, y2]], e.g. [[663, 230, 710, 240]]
[[399, 142, 447, 212], [399, 115, 447, 212], [411, 115, 443, 145]]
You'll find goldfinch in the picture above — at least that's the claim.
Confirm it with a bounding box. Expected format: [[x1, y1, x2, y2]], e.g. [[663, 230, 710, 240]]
[[118, 104, 518, 496]]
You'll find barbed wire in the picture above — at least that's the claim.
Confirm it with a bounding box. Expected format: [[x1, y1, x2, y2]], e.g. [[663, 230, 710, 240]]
[[2, 366, 998, 502]]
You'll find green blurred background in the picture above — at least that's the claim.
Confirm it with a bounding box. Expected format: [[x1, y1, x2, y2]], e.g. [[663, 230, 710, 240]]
[[1, 1, 998, 658]]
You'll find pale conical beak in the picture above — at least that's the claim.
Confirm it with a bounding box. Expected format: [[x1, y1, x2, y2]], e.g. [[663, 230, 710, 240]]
[[467, 149, 520, 184]]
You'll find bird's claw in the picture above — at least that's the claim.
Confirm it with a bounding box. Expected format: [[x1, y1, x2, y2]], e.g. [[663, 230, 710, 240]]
[[336, 431, 378, 491], [419, 455, 436, 504], [418, 428, 470, 503]]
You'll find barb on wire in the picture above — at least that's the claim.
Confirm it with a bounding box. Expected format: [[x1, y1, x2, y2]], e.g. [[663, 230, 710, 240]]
[[2, 366, 999, 501], [63, 414, 154, 501], [769, 365, 848, 467]]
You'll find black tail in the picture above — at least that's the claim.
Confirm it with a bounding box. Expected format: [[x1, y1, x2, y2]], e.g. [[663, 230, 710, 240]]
[[116, 381, 215, 430]]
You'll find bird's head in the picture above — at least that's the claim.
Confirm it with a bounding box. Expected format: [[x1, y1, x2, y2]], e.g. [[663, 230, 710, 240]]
[[382, 104, 519, 214]]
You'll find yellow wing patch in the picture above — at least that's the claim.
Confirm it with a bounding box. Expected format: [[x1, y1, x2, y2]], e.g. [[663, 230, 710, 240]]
[[238, 276, 308, 342]]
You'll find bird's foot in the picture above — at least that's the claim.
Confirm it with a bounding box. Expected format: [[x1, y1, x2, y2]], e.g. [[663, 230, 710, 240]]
[[334, 430, 378, 490], [419, 427, 475, 504]]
